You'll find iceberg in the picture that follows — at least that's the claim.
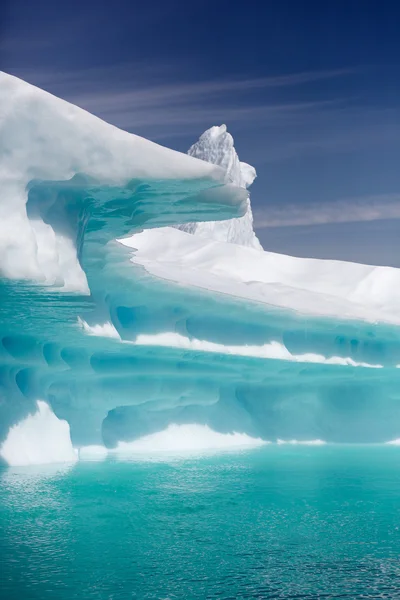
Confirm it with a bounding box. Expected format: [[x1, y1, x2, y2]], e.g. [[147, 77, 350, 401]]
[[175, 124, 263, 250], [0, 73, 246, 288], [1, 71, 400, 466]]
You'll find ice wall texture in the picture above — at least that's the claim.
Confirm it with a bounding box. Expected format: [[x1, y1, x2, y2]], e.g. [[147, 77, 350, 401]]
[[176, 125, 263, 249], [1, 72, 400, 466]]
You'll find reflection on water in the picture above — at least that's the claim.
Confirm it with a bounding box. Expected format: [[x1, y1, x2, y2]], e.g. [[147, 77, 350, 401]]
[[2, 446, 400, 599], [2, 461, 75, 486]]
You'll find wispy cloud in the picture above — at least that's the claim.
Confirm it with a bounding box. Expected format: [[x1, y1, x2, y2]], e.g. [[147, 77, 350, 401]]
[[253, 193, 400, 228], [7, 64, 353, 137], [8, 63, 397, 162], [12, 64, 355, 95]]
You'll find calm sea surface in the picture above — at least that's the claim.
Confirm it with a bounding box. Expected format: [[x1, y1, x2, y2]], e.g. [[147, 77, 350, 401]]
[[1, 446, 400, 599]]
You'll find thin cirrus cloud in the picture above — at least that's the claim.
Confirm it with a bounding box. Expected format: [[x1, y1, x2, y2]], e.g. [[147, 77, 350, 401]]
[[9, 63, 397, 164], [8, 64, 353, 136], [253, 194, 400, 228], [13, 64, 355, 97]]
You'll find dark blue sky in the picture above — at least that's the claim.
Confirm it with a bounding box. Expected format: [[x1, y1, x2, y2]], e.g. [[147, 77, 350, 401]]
[[2, 0, 400, 263]]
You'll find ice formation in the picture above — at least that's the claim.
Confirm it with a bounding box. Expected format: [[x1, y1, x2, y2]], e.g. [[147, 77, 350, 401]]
[[0, 401, 77, 466], [0, 73, 245, 288], [1, 71, 400, 466], [112, 424, 266, 454], [176, 125, 263, 249]]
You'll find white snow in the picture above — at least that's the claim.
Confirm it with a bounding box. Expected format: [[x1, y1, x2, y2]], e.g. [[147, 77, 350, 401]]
[[111, 423, 267, 454], [121, 227, 400, 324], [0, 72, 228, 289], [176, 124, 262, 249], [77, 317, 120, 339], [0, 401, 77, 467], [134, 332, 382, 367]]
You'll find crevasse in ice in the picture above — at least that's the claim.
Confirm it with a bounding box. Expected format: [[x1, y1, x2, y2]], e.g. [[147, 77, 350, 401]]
[[1, 71, 400, 466]]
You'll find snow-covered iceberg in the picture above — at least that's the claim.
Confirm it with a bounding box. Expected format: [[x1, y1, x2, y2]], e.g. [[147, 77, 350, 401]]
[[1, 71, 400, 466]]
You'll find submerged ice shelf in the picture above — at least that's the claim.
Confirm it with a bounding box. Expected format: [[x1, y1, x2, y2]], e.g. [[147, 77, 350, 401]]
[[1, 71, 400, 466]]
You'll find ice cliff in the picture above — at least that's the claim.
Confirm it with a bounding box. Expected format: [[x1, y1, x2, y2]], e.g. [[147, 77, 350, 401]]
[[176, 125, 263, 249], [1, 71, 400, 467]]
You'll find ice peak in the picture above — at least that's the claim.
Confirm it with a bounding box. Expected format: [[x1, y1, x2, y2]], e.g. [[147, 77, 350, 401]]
[[188, 124, 250, 188], [208, 124, 228, 137], [178, 125, 263, 250]]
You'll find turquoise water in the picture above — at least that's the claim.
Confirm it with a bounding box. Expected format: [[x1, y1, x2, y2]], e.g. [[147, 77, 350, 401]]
[[2, 447, 400, 599]]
